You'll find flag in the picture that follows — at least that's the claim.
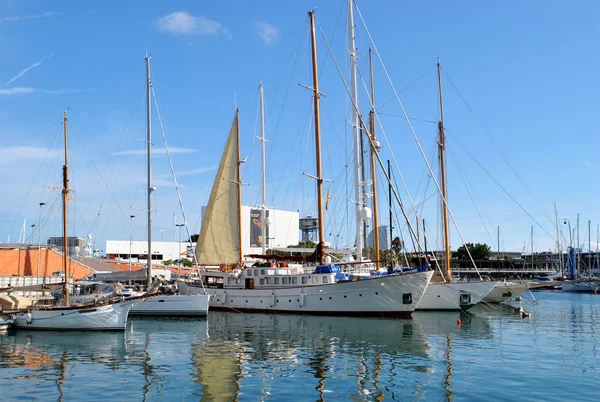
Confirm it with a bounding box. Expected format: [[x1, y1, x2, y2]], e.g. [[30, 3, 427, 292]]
[[325, 188, 331, 210]]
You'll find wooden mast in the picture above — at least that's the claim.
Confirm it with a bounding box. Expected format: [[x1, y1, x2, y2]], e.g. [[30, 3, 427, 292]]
[[62, 111, 70, 306], [309, 10, 325, 264], [368, 47, 380, 270], [437, 58, 451, 280], [236, 108, 243, 266]]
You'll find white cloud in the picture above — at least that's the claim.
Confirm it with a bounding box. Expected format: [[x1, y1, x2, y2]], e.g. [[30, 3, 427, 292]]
[[0, 146, 59, 166], [256, 21, 279, 45], [156, 166, 216, 179], [2, 54, 53, 87], [112, 147, 197, 156], [156, 11, 230, 37], [0, 86, 35, 95], [0, 12, 63, 23]]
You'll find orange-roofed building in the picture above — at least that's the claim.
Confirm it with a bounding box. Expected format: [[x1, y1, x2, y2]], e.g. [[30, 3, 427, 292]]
[[0, 245, 94, 280]]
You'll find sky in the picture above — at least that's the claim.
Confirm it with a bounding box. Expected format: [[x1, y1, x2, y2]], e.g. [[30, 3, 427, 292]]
[[0, 0, 599, 255]]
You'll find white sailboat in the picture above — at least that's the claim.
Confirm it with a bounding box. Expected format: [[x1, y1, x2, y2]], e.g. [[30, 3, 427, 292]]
[[128, 54, 209, 317], [415, 59, 496, 310], [11, 112, 134, 330], [183, 12, 433, 317]]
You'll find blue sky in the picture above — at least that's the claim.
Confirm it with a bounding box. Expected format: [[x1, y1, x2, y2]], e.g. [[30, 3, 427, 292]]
[[1, 0, 599, 254]]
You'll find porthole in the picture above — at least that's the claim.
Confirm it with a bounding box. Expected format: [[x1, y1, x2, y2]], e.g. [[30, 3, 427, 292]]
[[289, 299, 291, 303], [329, 296, 332, 300], [320, 297, 322, 300], [344, 295, 347, 298], [375, 292, 378, 295], [359, 294, 362, 297]]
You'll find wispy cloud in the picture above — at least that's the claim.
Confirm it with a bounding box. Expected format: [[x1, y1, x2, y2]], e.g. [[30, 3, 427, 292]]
[[0, 146, 60, 166], [156, 11, 230, 38], [256, 21, 279, 45], [2, 54, 53, 87], [0, 87, 84, 96], [0, 86, 35, 95], [156, 166, 216, 179], [112, 147, 197, 156], [0, 11, 63, 24]]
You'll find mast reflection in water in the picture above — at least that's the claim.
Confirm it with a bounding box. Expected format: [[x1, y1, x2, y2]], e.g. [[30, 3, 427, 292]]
[[1, 293, 600, 401]]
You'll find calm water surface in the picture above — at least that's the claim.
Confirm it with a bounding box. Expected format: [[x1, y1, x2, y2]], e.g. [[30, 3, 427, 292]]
[[0, 291, 599, 401]]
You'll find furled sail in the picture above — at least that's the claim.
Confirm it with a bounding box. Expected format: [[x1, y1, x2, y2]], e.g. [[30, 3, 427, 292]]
[[195, 112, 241, 266]]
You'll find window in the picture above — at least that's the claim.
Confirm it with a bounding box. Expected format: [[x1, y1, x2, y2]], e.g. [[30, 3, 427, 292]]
[[246, 270, 252, 277], [302, 277, 307, 284], [402, 293, 412, 304], [282, 277, 288, 285], [292, 277, 298, 285], [312, 276, 318, 284], [227, 278, 231, 284], [322, 276, 328, 284], [254, 269, 259, 276], [274, 277, 280, 285], [259, 279, 265, 285], [261, 269, 265, 275], [236, 278, 241, 284], [266, 278, 271, 285]]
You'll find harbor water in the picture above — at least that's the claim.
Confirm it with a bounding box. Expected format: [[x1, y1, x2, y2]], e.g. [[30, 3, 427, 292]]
[[0, 291, 599, 401]]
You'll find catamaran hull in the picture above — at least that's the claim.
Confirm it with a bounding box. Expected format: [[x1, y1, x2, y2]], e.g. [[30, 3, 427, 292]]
[[483, 282, 529, 303], [416, 281, 497, 310], [129, 294, 210, 317], [200, 271, 432, 317], [12, 300, 134, 331]]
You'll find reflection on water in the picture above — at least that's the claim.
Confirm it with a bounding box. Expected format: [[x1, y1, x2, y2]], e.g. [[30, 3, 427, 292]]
[[0, 292, 599, 401]]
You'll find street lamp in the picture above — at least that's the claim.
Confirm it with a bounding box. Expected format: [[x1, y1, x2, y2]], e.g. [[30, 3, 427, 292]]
[[176, 223, 185, 279], [129, 215, 135, 272], [30, 224, 35, 244], [37, 202, 46, 277]]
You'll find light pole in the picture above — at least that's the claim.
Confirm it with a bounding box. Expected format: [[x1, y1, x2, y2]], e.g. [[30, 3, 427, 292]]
[[129, 215, 135, 272], [176, 223, 184, 279], [37, 202, 46, 277], [30, 224, 35, 244]]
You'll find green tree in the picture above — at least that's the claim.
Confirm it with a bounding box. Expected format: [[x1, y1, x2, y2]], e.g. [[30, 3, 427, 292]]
[[162, 259, 173, 266], [453, 243, 491, 260], [182, 258, 193, 267], [391, 237, 403, 256]]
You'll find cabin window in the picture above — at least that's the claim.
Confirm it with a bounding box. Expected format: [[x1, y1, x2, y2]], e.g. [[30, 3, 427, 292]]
[[261, 269, 265, 275], [282, 277, 288, 285], [322, 276, 328, 284], [274, 277, 280, 285], [246, 270, 252, 277], [312, 276, 318, 284], [227, 278, 232, 284], [259, 279, 265, 285], [236, 278, 241, 284], [302, 277, 307, 284], [266, 277, 272, 285], [292, 277, 298, 285], [254, 269, 258, 276]]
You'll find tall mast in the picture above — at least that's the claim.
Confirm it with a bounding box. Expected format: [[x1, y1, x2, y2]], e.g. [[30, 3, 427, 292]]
[[62, 111, 70, 306], [259, 84, 267, 255], [236, 108, 243, 265], [309, 10, 325, 264], [145, 54, 153, 287], [588, 220, 591, 274], [437, 58, 451, 280], [554, 202, 563, 276], [368, 47, 380, 270], [388, 159, 392, 248], [347, 0, 363, 261]]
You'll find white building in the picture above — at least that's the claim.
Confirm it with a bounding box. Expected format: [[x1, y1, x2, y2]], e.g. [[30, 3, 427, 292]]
[[105, 240, 192, 264], [106, 206, 299, 264]]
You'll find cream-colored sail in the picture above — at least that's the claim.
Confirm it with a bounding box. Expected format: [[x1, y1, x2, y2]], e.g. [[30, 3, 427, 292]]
[[195, 113, 241, 266]]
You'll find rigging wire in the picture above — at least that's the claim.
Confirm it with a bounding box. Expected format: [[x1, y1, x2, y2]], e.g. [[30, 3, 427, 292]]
[[353, 3, 489, 278], [441, 67, 555, 228]]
